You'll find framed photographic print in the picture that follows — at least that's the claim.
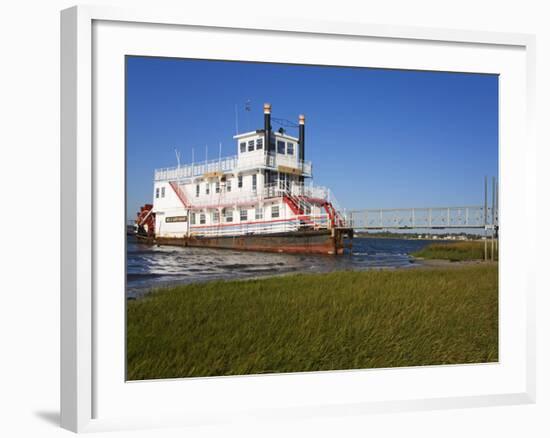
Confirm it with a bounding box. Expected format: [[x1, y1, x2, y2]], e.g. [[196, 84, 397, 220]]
[[61, 5, 536, 433]]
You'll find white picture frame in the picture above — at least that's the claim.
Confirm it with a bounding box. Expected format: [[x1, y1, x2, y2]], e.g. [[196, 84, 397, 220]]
[[60, 4, 536, 433]]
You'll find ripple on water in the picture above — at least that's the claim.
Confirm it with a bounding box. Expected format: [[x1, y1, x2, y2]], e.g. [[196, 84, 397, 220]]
[[126, 236, 433, 296]]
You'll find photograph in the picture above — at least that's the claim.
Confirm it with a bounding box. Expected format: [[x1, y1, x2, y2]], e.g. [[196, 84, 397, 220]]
[[125, 56, 499, 381]]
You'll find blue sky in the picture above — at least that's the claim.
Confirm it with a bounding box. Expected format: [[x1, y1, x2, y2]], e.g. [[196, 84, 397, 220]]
[[126, 56, 498, 220]]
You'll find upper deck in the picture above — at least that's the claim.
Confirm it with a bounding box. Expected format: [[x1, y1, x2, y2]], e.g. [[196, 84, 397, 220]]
[[155, 104, 312, 182], [155, 134, 312, 183], [154, 155, 312, 182]]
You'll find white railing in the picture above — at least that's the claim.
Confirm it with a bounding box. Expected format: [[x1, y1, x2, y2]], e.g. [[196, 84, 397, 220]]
[[263, 181, 329, 200], [175, 179, 349, 228], [178, 181, 327, 208], [326, 188, 350, 227], [155, 156, 238, 181], [189, 214, 330, 237], [188, 191, 261, 208], [154, 154, 313, 181]]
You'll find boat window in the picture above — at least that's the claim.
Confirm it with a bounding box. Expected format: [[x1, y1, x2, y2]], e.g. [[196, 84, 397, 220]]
[[255, 207, 263, 220], [199, 213, 206, 225], [287, 142, 294, 155], [256, 138, 263, 150], [227, 179, 232, 192], [252, 174, 257, 191], [215, 181, 220, 193], [248, 140, 255, 152], [240, 142, 246, 153], [190, 213, 196, 225], [238, 175, 243, 188], [240, 209, 248, 221], [271, 205, 280, 218], [196, 184, 200, 197], [155, 187, 159, 198], [224, 209, 233, 223], [161, 187, 165, 197], [212, 210, 220, 223], [277, 140, 286, 154], [205, 183, 210, 195]]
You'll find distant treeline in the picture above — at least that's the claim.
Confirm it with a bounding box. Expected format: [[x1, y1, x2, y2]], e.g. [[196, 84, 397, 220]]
[[355, 231, 482, 240]]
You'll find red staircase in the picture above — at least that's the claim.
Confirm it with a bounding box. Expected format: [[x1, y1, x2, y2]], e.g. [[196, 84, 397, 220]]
[[169, 181, 191, 207], [283, 195, 302, 215], [283, 194, 347, 230], [321, 201, 346, 228]]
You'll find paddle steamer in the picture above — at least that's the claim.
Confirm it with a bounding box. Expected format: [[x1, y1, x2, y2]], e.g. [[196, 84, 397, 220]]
[[135, 104, 352, 254]]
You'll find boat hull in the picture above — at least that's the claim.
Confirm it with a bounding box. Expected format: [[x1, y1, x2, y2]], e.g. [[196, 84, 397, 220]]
[[137, 229, 353, 255]]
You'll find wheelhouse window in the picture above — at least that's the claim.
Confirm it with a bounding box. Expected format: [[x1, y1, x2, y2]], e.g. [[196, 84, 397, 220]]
[[248, 140, 255, 152], [240, 142, 246, 153], [277, 140, 286, 154], [238, 175, 243, 188], [271, 205, 280, 218], [252, 174, 257, 192], [255, 207, 263, 220], [256, 138, 263, 150], [240, 209, 248, 221], [199, 213, 206, 225], [287, 142, 294, 155], [155, 187, 159, 198]]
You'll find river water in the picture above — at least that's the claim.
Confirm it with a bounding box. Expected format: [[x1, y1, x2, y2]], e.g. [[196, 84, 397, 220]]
[[126, 236, 434, 297]]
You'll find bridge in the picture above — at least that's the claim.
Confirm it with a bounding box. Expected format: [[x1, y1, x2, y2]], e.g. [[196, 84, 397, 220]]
[[346, 205, 497, 231], [340, 177, 499, 261]]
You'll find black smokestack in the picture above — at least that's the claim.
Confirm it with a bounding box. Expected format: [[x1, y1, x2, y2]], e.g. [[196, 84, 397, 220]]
[[299, 114, 305, 165], [264, 103, 272, 153]]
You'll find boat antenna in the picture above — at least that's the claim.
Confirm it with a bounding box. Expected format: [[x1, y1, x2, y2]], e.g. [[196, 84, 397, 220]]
[[234, 104, 239, 135], [245, 99, 251, 131], [175, 148, 181, 168], [174, 148, 182, 185]]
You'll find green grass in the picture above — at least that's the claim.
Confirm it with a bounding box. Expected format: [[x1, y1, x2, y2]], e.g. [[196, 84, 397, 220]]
[[127, 265, 498, 380], [412, 241, 498, 262]]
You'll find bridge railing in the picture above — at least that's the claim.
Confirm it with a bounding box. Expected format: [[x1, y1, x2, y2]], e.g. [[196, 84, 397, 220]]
[[348, 206, 496, 229]]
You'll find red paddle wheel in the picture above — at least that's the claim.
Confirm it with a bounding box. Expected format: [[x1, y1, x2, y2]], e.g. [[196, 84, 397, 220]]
[[136, 204, 155, 238]]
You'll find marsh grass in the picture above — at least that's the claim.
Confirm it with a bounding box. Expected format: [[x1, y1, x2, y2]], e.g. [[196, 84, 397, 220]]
[[412, 241, 498, 262], [127, 265, 498, 380]]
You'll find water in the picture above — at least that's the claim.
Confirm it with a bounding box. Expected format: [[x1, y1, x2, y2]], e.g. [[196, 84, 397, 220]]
[[126, 236, 433, 297]]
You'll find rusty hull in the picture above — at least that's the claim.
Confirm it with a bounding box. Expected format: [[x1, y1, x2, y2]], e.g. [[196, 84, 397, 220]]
[[140, 229, 353, 255]]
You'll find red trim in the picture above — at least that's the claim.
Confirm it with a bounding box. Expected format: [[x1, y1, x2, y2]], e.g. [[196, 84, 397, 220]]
[[189, 215, 327, 229]]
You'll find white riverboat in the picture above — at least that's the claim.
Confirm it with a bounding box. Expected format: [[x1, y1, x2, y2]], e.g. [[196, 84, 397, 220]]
[[135, 103, 352, 254]]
